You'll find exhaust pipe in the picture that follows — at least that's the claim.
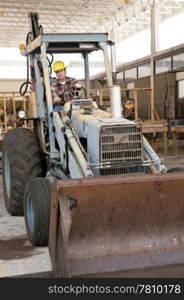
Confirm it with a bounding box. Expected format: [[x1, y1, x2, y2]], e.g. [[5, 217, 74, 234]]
[[109, 85, 122, 118]]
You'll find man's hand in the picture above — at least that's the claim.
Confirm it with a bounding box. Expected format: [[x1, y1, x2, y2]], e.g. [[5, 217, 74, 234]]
[[63, 91, 73, 102], [54, 96, 61, 104], [74, 83, 81, 90]]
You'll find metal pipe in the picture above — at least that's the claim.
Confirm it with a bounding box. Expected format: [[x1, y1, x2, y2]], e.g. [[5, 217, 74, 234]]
[[83, 52, 90, 98], [143, 136, 167, 173], [66, 129, 94, 178], [150, 1, 159, 121], [100, 42, 113, 86], [48, 167, 68, 179], [109, 85, 122, 118], [110, 42, 117, 84]]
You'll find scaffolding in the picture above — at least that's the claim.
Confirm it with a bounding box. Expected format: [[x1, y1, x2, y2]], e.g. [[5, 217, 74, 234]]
[[0, 91, 32, 143]]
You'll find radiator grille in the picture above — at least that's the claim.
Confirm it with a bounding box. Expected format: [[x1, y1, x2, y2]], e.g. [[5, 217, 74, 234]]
[[99, 124, 146, 175]]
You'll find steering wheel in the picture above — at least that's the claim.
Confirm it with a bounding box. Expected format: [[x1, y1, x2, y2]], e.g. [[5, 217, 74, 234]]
[[61, 86, 87, 102]]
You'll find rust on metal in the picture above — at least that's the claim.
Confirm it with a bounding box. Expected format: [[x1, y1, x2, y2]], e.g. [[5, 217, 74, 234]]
[[49, 172, 184, 277]]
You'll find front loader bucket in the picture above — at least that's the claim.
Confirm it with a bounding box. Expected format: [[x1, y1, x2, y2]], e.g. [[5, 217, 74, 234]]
[[49, 173, 184, 277]]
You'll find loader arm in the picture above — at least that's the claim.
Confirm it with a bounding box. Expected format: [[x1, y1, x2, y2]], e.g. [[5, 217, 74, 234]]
[[52, 110, 93, 179]]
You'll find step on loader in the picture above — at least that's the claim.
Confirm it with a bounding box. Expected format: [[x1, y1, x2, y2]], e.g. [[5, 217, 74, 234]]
[[2, 12, 184, 277]]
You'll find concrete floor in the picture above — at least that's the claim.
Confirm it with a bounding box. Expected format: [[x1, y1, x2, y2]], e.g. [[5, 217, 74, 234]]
[[1, 149, 184, 278], [0, 175, 52, 278]]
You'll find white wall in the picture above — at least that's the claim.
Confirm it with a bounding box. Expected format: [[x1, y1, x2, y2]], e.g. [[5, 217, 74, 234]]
[[0, 79, 27, 92]]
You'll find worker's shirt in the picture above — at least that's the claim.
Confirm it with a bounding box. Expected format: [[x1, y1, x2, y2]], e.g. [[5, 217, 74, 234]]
[[51, 77, 77, 106]]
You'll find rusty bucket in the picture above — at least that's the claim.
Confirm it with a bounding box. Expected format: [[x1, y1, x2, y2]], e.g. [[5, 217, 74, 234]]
[[49, 172, 184, 277]]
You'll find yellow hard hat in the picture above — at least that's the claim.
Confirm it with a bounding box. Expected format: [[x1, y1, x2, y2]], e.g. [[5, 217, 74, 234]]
[[53, 61, 66, 72]]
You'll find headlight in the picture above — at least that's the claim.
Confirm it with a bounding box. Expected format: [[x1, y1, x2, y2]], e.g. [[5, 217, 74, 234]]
[[18, 110, 26, 119]]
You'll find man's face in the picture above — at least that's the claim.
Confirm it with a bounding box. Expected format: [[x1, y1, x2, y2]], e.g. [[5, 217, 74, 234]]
[[56, 69, 66, 81]]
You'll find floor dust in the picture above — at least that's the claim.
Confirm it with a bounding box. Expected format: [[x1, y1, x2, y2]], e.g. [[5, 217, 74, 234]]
[[0, 235, 35, 260]]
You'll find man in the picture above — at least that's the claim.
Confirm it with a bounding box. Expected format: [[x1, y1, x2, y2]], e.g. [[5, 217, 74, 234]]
[[51, 60, 80, 111]]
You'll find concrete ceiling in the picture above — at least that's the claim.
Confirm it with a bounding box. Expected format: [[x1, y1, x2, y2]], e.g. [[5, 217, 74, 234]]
[[0, 0, 184, 47]]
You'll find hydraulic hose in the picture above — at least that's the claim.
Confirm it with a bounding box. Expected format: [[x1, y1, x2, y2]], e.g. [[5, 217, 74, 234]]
[[19, 32, 32, 96], [19, 55, 31, 96]]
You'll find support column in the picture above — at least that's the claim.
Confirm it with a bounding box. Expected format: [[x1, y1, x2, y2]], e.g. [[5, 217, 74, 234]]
[[100, 42, 113, 87], [110, 41, 117, 84], [83, 52, 90, 98], [150, 1, 159, 121], [40, 42, 58, 156]]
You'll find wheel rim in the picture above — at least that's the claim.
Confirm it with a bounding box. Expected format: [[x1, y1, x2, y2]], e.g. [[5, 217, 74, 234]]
[[5, 151, 11, 199], [26, 194, 35, 233]]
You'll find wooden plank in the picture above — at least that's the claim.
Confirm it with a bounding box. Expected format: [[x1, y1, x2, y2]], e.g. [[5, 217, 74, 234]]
[[171, 126, 184, 133], [12, 93, 16, 128], [172, 130, 178, 155], [141, 120, 168, 155], [163, 132, 168, 155], [150, 88, 155, 121], [3, 94, 7, 133], [171, 126, 184, 155], [23, 97, 27, 128], [99, 89, 103, 107], [133, 89, 138, 121]]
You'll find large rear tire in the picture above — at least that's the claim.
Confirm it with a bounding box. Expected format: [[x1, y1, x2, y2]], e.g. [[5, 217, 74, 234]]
[[24, 177, 51, 246], [2, 128, 42, 216]]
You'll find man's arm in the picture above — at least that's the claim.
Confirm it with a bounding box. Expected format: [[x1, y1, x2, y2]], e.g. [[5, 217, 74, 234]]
[[69, 78, 81, 89], [51, 82, 61, 103]]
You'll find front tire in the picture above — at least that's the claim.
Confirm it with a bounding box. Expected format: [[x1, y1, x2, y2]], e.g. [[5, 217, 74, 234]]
[[24, 177, 51, 246], [2, 128, 42, 216]]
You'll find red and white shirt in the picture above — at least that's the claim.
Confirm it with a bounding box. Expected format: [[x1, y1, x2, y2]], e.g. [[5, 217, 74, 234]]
[[51, 77, 77, 105]]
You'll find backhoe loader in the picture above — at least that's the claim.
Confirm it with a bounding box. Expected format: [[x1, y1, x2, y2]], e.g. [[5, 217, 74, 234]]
[[2, 12, 184, 277]]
